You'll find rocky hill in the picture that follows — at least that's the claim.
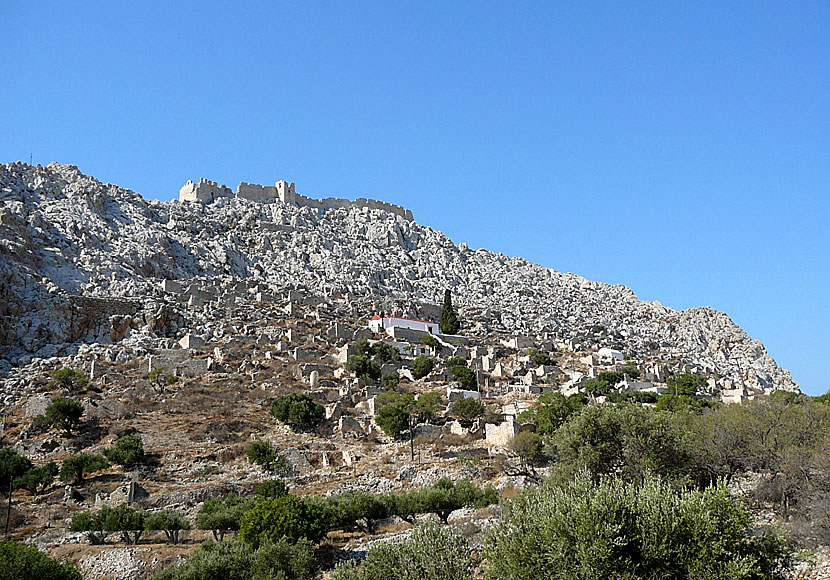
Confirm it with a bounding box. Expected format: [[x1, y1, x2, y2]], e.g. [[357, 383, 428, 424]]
[[0, 161, 796, 391]]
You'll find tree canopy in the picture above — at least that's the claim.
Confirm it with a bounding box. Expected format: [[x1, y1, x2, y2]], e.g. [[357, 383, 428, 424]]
[[485, 472, 790, 580], [270, 393, 325, 430], [439, 289, 460, 335], [0, 540, 82, 580], [48, 368, 89, 394], [42, 397, 85, 437]]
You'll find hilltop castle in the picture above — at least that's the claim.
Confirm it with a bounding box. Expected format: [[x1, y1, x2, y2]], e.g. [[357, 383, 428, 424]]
[[179, 178, 413, 221]]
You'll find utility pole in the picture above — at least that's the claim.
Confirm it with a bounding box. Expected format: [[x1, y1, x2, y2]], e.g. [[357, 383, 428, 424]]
[[30, 153, 32, 166]]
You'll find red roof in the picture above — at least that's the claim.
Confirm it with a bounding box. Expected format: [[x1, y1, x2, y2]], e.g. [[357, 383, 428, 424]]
[[370, 315, 382, 320]]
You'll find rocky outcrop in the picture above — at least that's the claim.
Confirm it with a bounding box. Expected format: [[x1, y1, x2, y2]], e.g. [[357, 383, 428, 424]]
[[0, 161, 797, 390]]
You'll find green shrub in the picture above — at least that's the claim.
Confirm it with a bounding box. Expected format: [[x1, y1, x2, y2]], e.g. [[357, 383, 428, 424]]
[[68, 510, 106, 544], [484, 471, 791, 580], [528, 348, 552, 366], [406, 478, 497, 524], [618, 364, 641, 379], [30, 414, 53, 434], [549, 403, 698, 486], [102, 505, 146, 544], [145, 510, 190, 544], [516, 391, 584, 436], [346, 354, 382, 381], [415, 392, 444, 422], [48, 368, 89, 394], [608, 391, 657, 404], [656, 392, 698, 412], [331, 522, 473, 580], [445, 356, 467, 369], [667, 373, 707, 396], [0, 540, 81, 580], [240, 495, 326, 548], [382, 373, 399, 391], [153, 539, 253, 580], [583, 377, 612, 397], [596, 370, 624, 388], [254, 479, 288, 499], [374, 393, 414, 436], [152, 538, 317, 580], [253, 537, 318, 580], [371, 342, 401, 362], [309, 480, 498, 532], [147, 368, 177, 394], [353, 338, 372, 356], [511, 431, 542, 465], [14, 462, 58, 494], [270, 393, 325, 430], [449, 365, 475, 389], [43, 398, 84, 436], [411, 355, 435, 379], [104, 434, 144, 469], [421, 335, 440, 350], [0, 447, 33, 490], [247, 440, 280, 472], [197, 495, 253, 541], [451, 397, 483, 420], [59, 453, 109, 484]]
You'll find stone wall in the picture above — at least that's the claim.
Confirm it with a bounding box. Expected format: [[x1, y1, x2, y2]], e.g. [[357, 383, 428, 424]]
[[237, 182, 277, 202], [179, 179, 233, 203], [179, 177, 414, 221]]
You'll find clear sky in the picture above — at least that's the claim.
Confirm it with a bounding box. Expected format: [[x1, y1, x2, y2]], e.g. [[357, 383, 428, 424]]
[[1, 2, 827, 394]]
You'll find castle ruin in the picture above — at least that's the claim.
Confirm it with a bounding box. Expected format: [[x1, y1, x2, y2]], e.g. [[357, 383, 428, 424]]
[[178, 178, 234, 203], [179, 178, 413, 221]]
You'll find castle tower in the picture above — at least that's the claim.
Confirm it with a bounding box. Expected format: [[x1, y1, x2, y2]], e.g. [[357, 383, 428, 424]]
[[276, 180, 297, 204]]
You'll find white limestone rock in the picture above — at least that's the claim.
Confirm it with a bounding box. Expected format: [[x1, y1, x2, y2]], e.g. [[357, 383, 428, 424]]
[[0, 161, 798, 392]]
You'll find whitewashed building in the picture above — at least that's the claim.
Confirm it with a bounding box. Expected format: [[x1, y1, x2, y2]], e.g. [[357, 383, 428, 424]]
[[597, 347, 624, 362], [368, 315, 440, 335]]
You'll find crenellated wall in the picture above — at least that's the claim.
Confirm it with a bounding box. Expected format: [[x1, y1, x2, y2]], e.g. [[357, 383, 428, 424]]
[[180, 177, 413, 221], [179, 178, 234, 203]]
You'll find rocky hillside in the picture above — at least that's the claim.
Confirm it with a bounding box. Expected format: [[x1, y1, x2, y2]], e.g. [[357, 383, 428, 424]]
[[0, 161, 796, 391]]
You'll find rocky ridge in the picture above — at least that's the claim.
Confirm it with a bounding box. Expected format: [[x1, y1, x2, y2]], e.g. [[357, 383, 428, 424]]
[[0, 161, 797, 391]]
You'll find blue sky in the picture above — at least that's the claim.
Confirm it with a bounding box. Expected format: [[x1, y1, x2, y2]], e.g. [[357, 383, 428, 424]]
[[1, 2, 827, 394]]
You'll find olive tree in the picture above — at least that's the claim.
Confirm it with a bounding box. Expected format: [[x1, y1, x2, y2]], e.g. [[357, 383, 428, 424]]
[[1, 447, 32, 535], [145, 510, 191, 544], [331, 522, 473, 580], [48, 368, 89, 394], [42, 397, 85, 437], [59, 453, 109, 485], [270, 393, 325, 430], [411, 355, 435, 379], [484, 472, 791, 580], [104, 434, 144, 469], [0, 540, 82, 580]]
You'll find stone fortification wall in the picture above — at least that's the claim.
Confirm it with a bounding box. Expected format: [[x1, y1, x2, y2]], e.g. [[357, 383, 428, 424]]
[[291, 193, 414, 221], [179, 179, 233, 203], [237, 182, 277, 202], [180, 177, 413, 221]]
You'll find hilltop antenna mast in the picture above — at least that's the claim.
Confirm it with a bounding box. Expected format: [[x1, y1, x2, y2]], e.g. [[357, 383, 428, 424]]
[[30, 153, 32, 165]]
